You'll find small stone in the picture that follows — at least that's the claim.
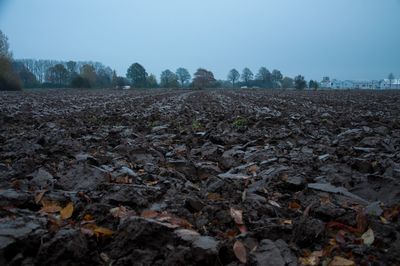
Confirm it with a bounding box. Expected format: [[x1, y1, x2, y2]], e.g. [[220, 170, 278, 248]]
[[185, 197, 205, 212], [365, 201, 383, 216]]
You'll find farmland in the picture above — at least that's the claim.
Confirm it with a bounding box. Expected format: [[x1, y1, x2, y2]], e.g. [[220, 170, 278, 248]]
[[1, 89, 400, 265]]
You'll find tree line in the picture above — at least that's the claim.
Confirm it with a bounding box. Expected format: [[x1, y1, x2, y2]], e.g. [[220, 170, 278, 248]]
[[1, 29, 314, 91]]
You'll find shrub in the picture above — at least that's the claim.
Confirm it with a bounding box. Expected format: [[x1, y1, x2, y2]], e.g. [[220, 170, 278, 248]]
[[70, 76, 91, 88]]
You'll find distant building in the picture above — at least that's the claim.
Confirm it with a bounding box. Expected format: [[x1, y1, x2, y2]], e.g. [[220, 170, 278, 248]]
[[319, 78, 395, 90], [381, 79, 400, 89], [322, 79, 354, 89], [352, 80, 381, 89]]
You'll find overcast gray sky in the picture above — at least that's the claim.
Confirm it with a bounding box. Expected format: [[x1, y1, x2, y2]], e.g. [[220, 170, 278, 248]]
[[0, 0, 399, 81]]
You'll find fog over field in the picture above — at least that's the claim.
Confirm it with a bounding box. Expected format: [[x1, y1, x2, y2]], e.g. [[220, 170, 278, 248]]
[[0, 0, 399, 80]]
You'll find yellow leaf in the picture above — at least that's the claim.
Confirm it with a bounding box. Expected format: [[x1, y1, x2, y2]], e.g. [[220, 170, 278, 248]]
[[60, 202, 74, 219], [233, 240, 247, 264], [329, 256, 355, 266], [40, 201, 62, 213]]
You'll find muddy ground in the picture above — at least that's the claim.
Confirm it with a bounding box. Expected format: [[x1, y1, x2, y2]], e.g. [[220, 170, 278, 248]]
[[0, 89, 399, 266]]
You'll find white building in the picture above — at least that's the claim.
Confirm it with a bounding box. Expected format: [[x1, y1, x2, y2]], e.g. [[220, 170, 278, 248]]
[[352, 80, 381, 89], [320, 79, 391, 90], [381, 79, 400, 89]]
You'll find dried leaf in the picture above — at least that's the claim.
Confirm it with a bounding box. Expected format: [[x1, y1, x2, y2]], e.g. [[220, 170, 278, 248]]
[[207, 193, 223, 201], [299, 250, 323, 266], [169, 216, 193, 228], [288, 201, 301, 210], [35, 190, 47, 204], [60, 202, 74, 220], [110, 206, 128, 219], [233, 240, 247, 264], [83, 214, 95, 221], [40, 201, 62, 213], [230, 207, 244, 225], [281, 219, 293, 225], [361, 228, 374, 246], [329, 256, 355, 266], [356, 209, 368, 233], [94, 226, 114, 238], [225, 229, 237, 239], [141, 210, 159, 219]]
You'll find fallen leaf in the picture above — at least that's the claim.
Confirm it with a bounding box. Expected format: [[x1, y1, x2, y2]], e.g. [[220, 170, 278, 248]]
[[230, 208, 244, 225], [40, 201, 62, 213], [207, 193, 223, 201], [224, 229, 237, 239], [169, 216, 193, 228], [329, 256, 355, 266], [141, 210, 159, 219], [356, 209, 368, 233], [83, 214, 95, 221], [35, 190, 47, 204], [361, 228, 375, 246], [233, 240, 247, 264], [110, 206, 128, 219], [60, 202, 74, 220], [93, 226, 114, 238], [299, 250, 323, 266], [288, 201, 301, 210], [384, 205, 400, 221], [281, 219, 293, 225]]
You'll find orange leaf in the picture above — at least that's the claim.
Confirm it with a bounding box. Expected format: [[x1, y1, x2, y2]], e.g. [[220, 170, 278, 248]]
[[60, 202, 74, 220], [40, 201, 62, 213], [233, 240, 247, 264], [94, 226, 114, 238], [83, 214, 95, 221], [230, 208, 244, 225], [288, 201, 301, 210], [141, 210, 160, 219]]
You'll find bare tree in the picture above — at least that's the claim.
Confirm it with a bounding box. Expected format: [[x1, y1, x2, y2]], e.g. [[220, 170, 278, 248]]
[[0, 30, 11, 58]]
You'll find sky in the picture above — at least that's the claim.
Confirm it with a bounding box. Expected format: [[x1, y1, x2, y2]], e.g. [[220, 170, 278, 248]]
[[0, 0, 399, 81]]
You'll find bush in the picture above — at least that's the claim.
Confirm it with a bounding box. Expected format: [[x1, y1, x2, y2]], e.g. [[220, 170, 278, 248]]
[[70, 76, 91, 88], [0, 57, 21, 91], [0, 74, 21, 91]]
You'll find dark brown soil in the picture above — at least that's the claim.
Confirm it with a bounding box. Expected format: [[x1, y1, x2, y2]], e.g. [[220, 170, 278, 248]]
[[0, 89, 399, 265]]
